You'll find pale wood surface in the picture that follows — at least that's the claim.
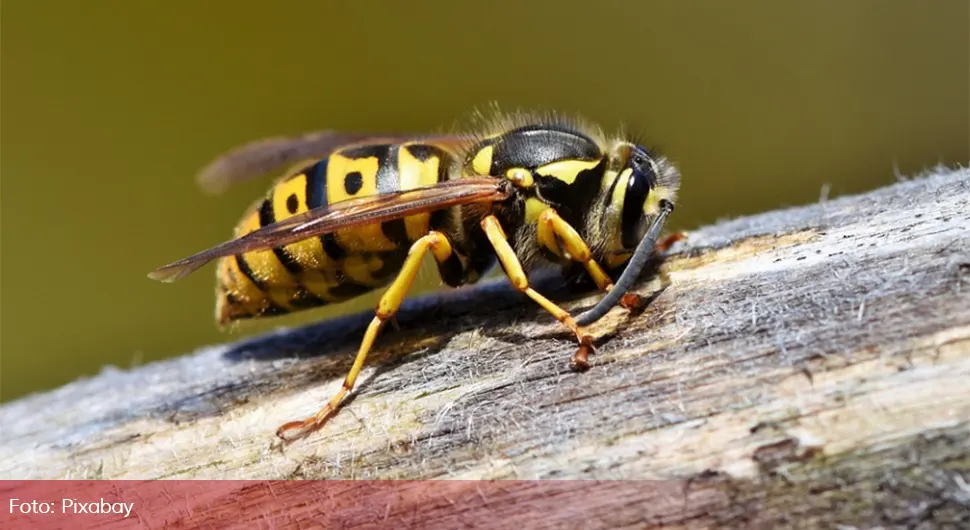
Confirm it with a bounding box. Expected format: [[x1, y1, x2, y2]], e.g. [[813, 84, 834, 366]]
[[2, 168, 968, 527]]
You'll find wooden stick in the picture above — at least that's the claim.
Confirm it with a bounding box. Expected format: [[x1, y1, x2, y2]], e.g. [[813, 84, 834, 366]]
[[3, 167, 968, 528]]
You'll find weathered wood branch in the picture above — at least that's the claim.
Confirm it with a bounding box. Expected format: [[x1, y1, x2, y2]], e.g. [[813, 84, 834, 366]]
[[2, 168, 969, 527]]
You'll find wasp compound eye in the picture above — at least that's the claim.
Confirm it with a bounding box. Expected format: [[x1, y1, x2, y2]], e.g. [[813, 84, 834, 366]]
[[620, 165, 657, 249]]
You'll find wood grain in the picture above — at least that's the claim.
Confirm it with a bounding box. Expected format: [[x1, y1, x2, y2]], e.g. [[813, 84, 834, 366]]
[[2, 167, 968, 528]]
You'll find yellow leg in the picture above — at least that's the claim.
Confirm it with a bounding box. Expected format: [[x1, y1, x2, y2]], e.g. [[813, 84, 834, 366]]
[[481, 214, 596, 371], [276, 231, 455, 440], [537, 208, 642, 310]]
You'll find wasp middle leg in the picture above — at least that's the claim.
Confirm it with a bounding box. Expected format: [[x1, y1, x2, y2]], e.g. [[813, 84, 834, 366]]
[[481, 214, 596, 371], [276, 231, 455, 441], [536, 208, 644, 311]]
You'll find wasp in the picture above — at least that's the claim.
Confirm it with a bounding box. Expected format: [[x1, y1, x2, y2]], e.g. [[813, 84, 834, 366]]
[[149, 110, 680, 440]]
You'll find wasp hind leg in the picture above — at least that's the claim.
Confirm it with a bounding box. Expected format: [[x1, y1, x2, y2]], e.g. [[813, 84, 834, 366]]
[[481, 214, 597, 372], [276, 231, 455, 441], [536, 209, 643, 311]]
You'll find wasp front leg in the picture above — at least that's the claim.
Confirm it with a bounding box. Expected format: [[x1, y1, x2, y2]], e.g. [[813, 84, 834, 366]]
[[481, 214, 596, 371], [536, 209, 643, 311], [276, 231, 455, 441]]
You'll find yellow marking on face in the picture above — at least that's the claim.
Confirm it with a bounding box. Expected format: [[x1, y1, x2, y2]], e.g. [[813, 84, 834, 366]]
[[535, 159, 601, 184], [398, 146, 437, 241], [641, 190, 663, 217], [599, 168, 619, 195], [506, 168, 534, 188], [644, 185, 677, 215], [610, 168, 632, 212], [471, 145, 494, 175], [598, 168, 633, 255], [525, 197, 551, 224]]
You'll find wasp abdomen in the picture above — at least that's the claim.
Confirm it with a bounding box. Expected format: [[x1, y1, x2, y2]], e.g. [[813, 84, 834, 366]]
[[215, 142, 456, 324]]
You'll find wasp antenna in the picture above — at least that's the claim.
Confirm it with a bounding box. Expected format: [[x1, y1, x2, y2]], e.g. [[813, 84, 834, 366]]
[[575, 200, 675, 326]]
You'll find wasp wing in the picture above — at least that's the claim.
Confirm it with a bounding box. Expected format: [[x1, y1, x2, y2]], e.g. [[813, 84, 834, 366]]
[[149, 178, 507, 283], [197, 130, 472, 194]]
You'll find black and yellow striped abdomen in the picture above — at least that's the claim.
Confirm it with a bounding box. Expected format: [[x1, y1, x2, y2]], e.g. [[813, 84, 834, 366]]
[[216, 142, 455, 324]]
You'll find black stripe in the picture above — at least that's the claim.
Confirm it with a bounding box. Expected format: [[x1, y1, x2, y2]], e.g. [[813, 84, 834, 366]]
[[234, 254, 265, 289], [305, 159, 327, 209], [437, 252, 464, 287], [258, 198, 304, 274], [289, 288, 327, 309], [258, 197, 275, 226], [273, 247, 304, 274], [305, 157, 347, 261], [372, 251, 407, 280], [221, 291, 289, 321], [258, 304, 291, 317], [236, 252, 326, 311], [429, 209, 450, 232], [322, 234, 345, 261], [436, 151, 451, 183], [491, 127, 601, 173], [535, 157, 605, 228], [339, 143, 387, 160], [375, 146, 411, 249], [405, 144, 438, 162], [381, 218, 411, 248], [327, 270, 378, 300], [329, 282, 373, 299], [539, 245, 564, 264]]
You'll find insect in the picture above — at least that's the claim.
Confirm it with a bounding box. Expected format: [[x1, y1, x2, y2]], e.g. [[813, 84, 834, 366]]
[[149, 110, 680, 440]]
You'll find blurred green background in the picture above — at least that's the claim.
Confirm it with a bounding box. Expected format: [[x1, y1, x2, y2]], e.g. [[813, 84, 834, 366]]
[[2, 1, 967, 402]]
